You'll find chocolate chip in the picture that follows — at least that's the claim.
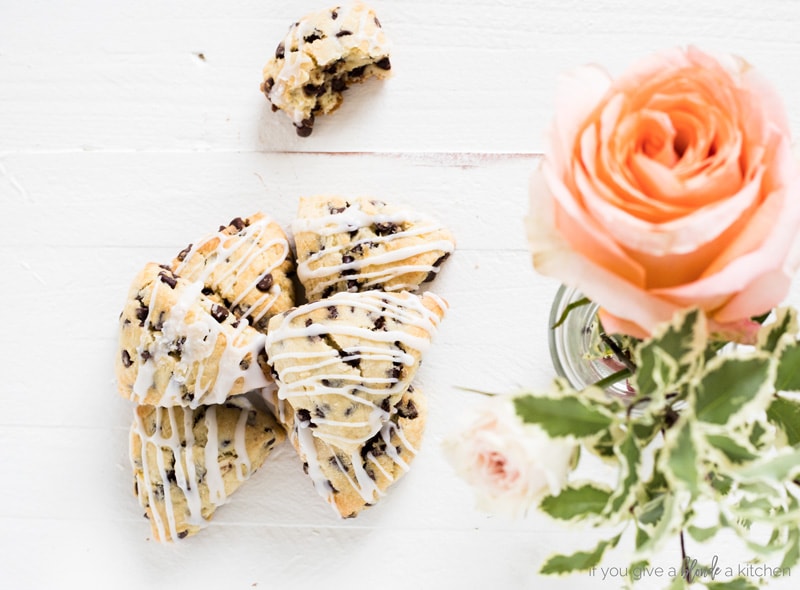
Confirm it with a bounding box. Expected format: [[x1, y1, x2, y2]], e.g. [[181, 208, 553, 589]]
[[158, 271, 177, 289], [141, 350, 151, 362], [350, 243, 364, 255], [304, 32, 322, 43], [323, 62, 339, 75], [303, 84, 319, 97], [434, 252, 451, 267], [380, 397, 391, 412], [211, 304, 229, 323], [297, 408, 312, 423], [177, 530, 189, 539], [322, 286, 335, 298], [165, 469, 177, 484], [373, 316, 386, 330], [346, 279, 359, 291], [229, 217, 245, 231], [329, 205, 347, 214], [374, 16, 382, 27], [302, 462, 309, 474], [336, 30, 352, 37], [348, 65, 367, 78], [221, 439, 231, 448], [176, 243, 193, 262], [121, 350, 133, 368], [201, 287, 213, 296], [135, 306, 148, 326], [264, 77, 274, 92], [275, 42, 285, 59], [332, 76, 346, 92], [327, 306, 339, 319], [342, 268, 356, 277], [389, 364, 402, 380], [315, 406, 327, 418], [296, 118, 314, 137], [374, 222, 398, 236], [331, 8, 338, 19], [342, 254, 355, 264], [396, 399, 418, 420], [305, 318, 313, 327], [151, 311, 165, 331], [256, 274, 273, 292], [375, 57, 391, 70]]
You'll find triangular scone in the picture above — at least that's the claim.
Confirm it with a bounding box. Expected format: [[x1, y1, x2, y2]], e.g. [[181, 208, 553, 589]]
[[130, 400, 285, 541], [116, 263, 270, 407], [265, 290, 446, 450], [170, 213, 296, 333], [260, 2, 391, 136], [271, 386, 426, 518], [293, 196, 455, 301]]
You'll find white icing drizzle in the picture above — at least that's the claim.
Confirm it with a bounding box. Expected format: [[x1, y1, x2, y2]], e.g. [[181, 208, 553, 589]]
[[131, 265, 269, 408], [172, 214, 291, 326], [293, 200, 454, 299], [292, 409, 418, 514], [267, 2, 390, 125], [130, 403, 255, 542], [264, 291, 444, 445]]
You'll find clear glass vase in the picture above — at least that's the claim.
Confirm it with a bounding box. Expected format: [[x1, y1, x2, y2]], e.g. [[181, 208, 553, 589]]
[[548, 285, 633, 398]]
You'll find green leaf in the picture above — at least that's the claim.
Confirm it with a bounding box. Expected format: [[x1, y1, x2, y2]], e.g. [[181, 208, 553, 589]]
[[767, 396, 800, 445], [709, 472, 733, 495], [514, 394, 612, 438], [758, 307, 797, 353], [687, 524, 718, 542], [539, 484, 611, 521], [776, 340, 800, 391], [693, 355, 772, 425], [736, 448, 800, 482], [633, 308, 706, 397], [663, 420, 700, 496], [587, 429, 616, 459], [706, 434, 758, 464], [540, 534, 621, 575], [635, 526, 649, 551], [638, 495, 665, 526], [749, 420, 769, 449], [551, 296, 590, 329], [605, 433, 641, 517], [781, 528, 800, 570], [706, 579, 760, 590]]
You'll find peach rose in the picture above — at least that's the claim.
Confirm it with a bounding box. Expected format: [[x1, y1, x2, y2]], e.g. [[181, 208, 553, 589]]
[[527, 47, 800, 342], [442, 395, 575, 518]]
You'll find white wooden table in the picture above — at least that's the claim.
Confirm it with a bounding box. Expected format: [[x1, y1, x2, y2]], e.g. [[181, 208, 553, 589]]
[[3, 1, 800, 588]]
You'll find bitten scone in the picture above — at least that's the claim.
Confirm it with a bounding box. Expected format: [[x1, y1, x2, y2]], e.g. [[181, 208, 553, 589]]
[[271, 386, 426, 518], [264, 290, 446, 450], [116, 263, 270, 408], [293, 196, 455, 301], [130, 400, 286, 541], [260, 2, 391, 136], [171, 213, 295, 333]]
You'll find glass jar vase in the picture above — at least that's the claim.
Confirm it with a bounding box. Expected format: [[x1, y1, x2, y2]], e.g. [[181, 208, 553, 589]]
[[548, 285, 634, 398]]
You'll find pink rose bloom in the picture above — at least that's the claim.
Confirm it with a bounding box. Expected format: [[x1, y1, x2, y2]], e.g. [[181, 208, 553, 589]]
[[528, 47, 800, 342], [442, 396, 575, 518]]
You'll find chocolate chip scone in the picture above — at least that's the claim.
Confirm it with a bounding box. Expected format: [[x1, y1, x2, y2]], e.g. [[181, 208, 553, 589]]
[[293, 196, 455, 301], [264, 290, 446, 451], [270, 386, 426, 518], [116, 263, 270, 408], [171, 213, 295, 333], [130, 399, 285, 541], [260, 2, 391, 136]]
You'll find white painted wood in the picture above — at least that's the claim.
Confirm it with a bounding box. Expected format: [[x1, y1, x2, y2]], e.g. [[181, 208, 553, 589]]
[[3, 1, 800, 588], [3, 0, 800, 153]]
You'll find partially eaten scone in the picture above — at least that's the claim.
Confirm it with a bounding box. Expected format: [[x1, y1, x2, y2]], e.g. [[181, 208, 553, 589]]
[[260, 2, 391, 137]]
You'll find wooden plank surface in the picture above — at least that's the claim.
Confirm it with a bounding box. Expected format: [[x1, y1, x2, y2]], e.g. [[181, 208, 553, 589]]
[[3, 1, 800, 588]]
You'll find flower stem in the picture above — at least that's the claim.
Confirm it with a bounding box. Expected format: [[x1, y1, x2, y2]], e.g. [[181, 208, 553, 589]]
[[680, 529, 691, 583], [600, 333, 637, 373]]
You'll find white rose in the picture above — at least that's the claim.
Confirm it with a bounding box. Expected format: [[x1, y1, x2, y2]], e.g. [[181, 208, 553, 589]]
[[442, 395, 576, 518]]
